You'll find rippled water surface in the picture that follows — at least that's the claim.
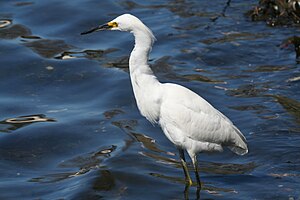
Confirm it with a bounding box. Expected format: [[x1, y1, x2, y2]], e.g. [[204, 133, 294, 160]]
[[0, 1, 299, 199]]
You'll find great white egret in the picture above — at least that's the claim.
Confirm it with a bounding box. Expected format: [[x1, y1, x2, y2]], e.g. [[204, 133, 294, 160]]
[[81, 14, 248, 189]]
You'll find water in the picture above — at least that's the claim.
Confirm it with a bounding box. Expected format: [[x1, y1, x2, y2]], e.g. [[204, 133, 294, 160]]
[[0, 0, 299, 199]]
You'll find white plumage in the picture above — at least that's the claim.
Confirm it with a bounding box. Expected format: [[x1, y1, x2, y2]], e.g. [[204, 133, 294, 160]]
[[81, 13, 248, 188]]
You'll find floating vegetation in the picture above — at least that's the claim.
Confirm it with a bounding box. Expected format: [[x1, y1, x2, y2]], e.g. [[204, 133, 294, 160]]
[[103, 109, 125, 120], [120, 0, 217, 18], [245, 65, 291, 72], [92, 170, 115, 191], [182, 74, 225, 83], [151, 56, 173, 74], [14, 2, 34, 7], [281, 36, 300, 60], [23, 39, 74, 58], [247, 0, 300, 26], [229, 104, 267, 111], [201, 32, 269, 45], [201, 161, 257, 175], [269, 95, 300, 123], [0, 23, 31, 39], [105, 56, 129, 71], [111, 119, 138, 131], [226, 84, 266, 97], [131, 132, 165, 153]]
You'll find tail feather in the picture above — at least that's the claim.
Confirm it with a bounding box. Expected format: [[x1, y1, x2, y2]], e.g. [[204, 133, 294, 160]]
[[228, 145, 248, 155], [228, 126, 248, 155]]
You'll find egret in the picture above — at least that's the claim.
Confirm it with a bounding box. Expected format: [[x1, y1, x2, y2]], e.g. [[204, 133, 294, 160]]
[[81, 14, 248, 189]]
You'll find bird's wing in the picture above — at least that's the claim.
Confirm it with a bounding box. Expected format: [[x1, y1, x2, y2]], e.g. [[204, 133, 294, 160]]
[[160, 83, 247, 154]]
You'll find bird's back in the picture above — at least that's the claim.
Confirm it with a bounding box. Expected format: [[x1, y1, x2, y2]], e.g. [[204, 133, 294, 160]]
[[158, 83, 248, 155]]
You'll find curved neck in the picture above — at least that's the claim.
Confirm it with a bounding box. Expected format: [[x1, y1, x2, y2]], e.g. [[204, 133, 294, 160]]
[[128, 28, 162, 124], [129, 30, 154, 75]]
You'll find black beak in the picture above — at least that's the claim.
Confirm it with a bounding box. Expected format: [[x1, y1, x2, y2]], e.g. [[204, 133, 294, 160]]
[[81, 23, 111, 35]]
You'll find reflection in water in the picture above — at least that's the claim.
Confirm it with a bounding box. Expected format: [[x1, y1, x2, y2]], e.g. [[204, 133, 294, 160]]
[[150, 172, 236, 198], [0, 114, 56, 133], [106, 108, 255, 197]]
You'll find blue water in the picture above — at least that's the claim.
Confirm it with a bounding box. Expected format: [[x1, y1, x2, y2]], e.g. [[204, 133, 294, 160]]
[[0, 0, 299, 199]]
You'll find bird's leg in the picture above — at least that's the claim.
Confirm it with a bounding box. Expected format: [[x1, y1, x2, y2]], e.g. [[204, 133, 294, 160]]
[[178, 148, 192, 186], [191, 155, 201, 190], [184, 184, 190, 200]]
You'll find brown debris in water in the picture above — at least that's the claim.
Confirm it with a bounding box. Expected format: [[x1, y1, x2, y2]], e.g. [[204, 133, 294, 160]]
[[247, 0, 300, 26], [103, 109, 125, 120], [226, 84, 267, 97], [281, 36, 300, 60], [23, 39, 74, 58], [182, 74, 226, 84], [269, 94, 300, 123], [0, 23, 31, 39]]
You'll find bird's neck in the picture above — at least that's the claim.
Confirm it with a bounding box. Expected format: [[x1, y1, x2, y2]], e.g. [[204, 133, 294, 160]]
[[129, 29, 162, 124], [129, 31, 154, 75]]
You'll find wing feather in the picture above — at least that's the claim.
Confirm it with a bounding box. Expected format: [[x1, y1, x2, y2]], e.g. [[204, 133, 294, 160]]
[[160, 83, 248, 154]]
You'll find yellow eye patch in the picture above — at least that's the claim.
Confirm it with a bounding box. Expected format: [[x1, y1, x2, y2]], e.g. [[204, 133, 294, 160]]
[[107, 21, 118, 28]]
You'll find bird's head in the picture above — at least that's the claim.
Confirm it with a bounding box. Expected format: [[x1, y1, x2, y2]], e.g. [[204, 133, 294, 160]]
[[81, 14, 144, 35]]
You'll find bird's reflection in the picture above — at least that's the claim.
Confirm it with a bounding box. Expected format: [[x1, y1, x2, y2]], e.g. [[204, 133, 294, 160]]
[[184, 184, 200, 200]]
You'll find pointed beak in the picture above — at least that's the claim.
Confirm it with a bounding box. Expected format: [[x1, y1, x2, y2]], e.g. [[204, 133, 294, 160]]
[[80, 23, 111, 35], [81, 21, 118, 35]]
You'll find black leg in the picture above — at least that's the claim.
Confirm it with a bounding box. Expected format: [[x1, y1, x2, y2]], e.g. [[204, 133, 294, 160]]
[[191, 155, 201, 190], [184, 184, 190, 200], [178, 148, 192, 186]]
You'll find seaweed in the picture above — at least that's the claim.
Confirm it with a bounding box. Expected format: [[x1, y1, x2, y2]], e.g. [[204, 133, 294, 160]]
[[247, 0, 300, 26]]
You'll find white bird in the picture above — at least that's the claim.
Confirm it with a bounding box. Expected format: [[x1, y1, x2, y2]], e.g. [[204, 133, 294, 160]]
[[81, 14, 248, 189]]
